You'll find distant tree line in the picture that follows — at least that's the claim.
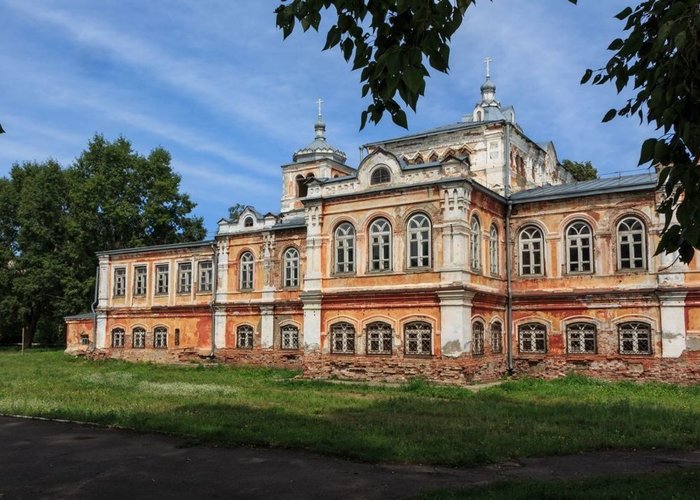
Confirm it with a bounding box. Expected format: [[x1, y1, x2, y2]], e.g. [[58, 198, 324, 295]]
[[0, 135, 206, 347]]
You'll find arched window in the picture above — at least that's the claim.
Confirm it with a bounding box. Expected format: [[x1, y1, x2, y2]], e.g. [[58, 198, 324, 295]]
[[470, 215, 481, 270], [566, 322, 596, 354], [519, 226, 544, 276], [296, 174, 307, 198], [407, 214, 431, 268], [154, 326, 168, 349], [237, 325, 254, 349], [491, 321, 502, 353], [243, 216, 254, 228], [330, 322, 355, 354], [489, 224, 499, 275], [617, 217, 646, 270], [566, 221, 593, 273], [405, 321, 432, 356], [472, 321, 484, 355], [366, 321, 392, 355], [240, 252, 254, 289], [518, 323, 546, 353], [111, 328, 125, 348], [283, 247, 300, 288], [370, 166, 391, 185], [281, 324, 299, 350], [369, 218, 392, 272], [619, 322, 651, 355], [132, 327, 146, 348], [334, 223, 355, 273]]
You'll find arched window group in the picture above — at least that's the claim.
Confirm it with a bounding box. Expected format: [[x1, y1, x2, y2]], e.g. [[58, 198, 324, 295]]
[[328, 321, 433, 356], [518, 216, 647, 277]]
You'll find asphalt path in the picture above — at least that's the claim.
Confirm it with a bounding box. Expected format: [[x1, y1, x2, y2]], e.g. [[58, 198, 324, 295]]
[[1, 415, 699, 499]]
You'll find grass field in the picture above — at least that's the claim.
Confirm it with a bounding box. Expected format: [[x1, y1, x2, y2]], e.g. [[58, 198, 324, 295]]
[[1, 349, 699, 466], [420, 467, 700, 499]]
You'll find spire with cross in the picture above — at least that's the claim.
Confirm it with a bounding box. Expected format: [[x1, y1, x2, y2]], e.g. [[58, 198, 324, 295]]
[[484, 57, 492, 78], [314, 97, 326, 139]]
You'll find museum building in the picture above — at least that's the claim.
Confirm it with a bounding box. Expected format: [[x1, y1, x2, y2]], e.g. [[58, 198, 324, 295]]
[[65, 74, 700, 384]]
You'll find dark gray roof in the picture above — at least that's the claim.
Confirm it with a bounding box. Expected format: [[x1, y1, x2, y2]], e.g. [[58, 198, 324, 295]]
[[364, 120, 495, 147], [96, 240, 214, 257], [64, 312, 95, 321], [511, 173, 656, 203]]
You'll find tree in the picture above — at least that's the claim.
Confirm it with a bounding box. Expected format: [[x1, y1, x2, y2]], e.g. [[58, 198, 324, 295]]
[[561, 160, 598, 181], [0, 161, 72, 347], [276, 0, 700, 262], [0, 135, 206, 346], [582, 0, 700, 263], [228, 203, 247, 222]]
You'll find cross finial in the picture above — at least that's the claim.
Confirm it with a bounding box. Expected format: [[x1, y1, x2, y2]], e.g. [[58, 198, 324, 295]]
[[317, 97, 323, 119], [484, 57, 492, 78]]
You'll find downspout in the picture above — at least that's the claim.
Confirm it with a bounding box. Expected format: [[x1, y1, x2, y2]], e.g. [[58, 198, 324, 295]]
[[90, 265, 99, 351], [503, 121, 514, 375], [209, 241, 218, 358]]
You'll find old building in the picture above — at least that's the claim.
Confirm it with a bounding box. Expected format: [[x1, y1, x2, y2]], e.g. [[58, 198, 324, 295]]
[[65, 72, 700, 385]]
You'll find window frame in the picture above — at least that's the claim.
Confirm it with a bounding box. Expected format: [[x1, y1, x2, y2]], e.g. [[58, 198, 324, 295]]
[[491, 321, 503, 353], [407, 214, 432, 269], [330, 322, 356, 354], [370, 166, 391, 185], [519, 226, 544, 276], [280, 324, 299, 350], [618, 321, 652, 355], [518, 323, 547, 354], [283, 247, 300, 288], [366, 321, 393, 355], [566, 322, 597, 354], [198, 260, 213, 292], [368, 218, 392, 272], [134, 265, 147, 296], [334, 222, 356, 274], [470, 216, 482, 271], [111, 327, 125, 348], [177, 262, 192, 294], [566, 221, 593, 274], [236, 325, 254, 349], [154, 326, 168, 349], [132, 327, 146, 349], [472, 321, 484, 355], [404, 321, 433, 356], [617, 217, 646, 271], [239, 252, 254, 290], [113, 267, 126, 297], [489, 224, 499, 276], [155, 264, 169, 295]]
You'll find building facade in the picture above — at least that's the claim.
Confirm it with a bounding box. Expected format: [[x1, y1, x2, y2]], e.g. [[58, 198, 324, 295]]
[[65, 76, 700, 384]]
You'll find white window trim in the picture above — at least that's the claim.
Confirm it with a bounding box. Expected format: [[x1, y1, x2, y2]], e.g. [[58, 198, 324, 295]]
[[369, 219, 392, 272], [334, 223, 356, 274], [566, 222, 593, 274], [617, 217, 646, 271], [407, 214, 431, 269], [519, 226, 544, 276]]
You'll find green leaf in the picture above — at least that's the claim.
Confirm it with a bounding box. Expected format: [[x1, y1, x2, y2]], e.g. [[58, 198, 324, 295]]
[[602, 109, 617, 123], [638, 138, 657, 165]]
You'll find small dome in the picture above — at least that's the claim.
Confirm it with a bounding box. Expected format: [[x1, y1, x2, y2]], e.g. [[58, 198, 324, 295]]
[[480, 76, 496, 92], [293, 109, 347, 163]]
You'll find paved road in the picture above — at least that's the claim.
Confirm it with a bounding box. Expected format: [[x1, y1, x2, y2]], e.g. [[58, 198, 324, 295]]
[[1, 415, 699, 499]]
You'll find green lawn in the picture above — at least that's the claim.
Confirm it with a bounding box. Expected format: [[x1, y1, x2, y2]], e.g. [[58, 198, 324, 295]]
[[1, 350, 699, 466], [420, 467, 700, 499]]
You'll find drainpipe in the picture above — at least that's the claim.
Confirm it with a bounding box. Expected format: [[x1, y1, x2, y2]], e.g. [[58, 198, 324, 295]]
[[503, 121, 514, 375], [90, 265, 99, 351], [209, 241, 218, 358]]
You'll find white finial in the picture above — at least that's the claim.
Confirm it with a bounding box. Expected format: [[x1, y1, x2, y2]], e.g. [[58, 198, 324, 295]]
[[484, 57, 492, 78], [317, 97, 323, 119]]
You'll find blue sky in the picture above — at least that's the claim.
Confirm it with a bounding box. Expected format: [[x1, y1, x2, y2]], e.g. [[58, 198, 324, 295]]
[[1, 1, 654, 237]]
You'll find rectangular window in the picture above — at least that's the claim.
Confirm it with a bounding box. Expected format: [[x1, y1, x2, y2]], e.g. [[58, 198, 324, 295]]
[[134, 266, 147, 295], [566, 323, 596, 354], [519, 324, 546, 353], [177, 262, 192, 294], [619, 323, 652, 355], [198, 261, 213, 292], [154, 328, 167, 348], [80, 334, 89, 346], [155, 264, 169, 295], [113, 268, 126, 297]]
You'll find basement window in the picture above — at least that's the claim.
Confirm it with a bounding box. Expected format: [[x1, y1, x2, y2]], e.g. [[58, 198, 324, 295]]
[[518, 323, 546, 353]]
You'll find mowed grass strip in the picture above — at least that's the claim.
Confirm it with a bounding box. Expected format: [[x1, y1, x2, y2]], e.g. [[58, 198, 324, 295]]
[[0, 350, 699, 466], [420, 467, 700, 499]]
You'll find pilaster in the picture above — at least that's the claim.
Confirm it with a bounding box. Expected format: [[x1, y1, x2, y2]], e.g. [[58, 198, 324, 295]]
[[260, 305, 275, 349], [97, 255, 109, 308], [438, 289, 475, 357], [215, 240, 229, 303], [659, 290, 688, 358], [213, 308, 227, 350], [302, 291, 322, 352], [95, 312, 107, 349]]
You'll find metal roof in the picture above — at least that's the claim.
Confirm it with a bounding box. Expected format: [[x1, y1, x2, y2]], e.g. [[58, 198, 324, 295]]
[[511, 173, 657, 203], [96, 240, 214, 257], [64, 312, 95, 321]]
